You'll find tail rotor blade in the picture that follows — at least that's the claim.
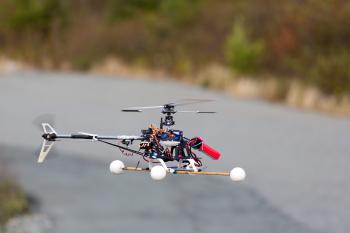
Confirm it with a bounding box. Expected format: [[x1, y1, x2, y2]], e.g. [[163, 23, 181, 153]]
[[33, 114, 56, 131]]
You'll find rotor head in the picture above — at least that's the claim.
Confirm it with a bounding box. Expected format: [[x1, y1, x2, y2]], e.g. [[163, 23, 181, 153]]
[[121, 99, 216, 128], [122, 98, 216, 115]]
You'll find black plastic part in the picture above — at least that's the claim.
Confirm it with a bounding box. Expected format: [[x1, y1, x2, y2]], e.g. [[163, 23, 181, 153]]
[[121, 109, 142, 112], [164, 115, 175, 126], [160, 117, 163, 129], [190, 137, 203, 149], [42, 133, 57, 141], [71, 134, 93, 139]]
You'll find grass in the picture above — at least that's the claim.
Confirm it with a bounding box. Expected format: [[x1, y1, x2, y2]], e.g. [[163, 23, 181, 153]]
[[0, 178, 29, 227]]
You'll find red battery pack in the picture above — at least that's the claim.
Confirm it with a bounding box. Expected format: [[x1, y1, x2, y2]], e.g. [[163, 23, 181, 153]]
[[200, 143, 221, 160]]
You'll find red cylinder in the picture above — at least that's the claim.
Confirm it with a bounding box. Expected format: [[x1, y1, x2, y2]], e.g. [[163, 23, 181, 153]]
[[201, 143, 221, 160]]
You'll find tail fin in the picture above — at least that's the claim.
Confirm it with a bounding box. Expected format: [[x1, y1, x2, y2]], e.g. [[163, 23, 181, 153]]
[[37, 123, 57, 163], [42, 123, 57, 135], [37, 140, 55, 163]]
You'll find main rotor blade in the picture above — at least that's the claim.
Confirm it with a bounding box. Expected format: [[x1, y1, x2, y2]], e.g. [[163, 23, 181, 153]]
[[121, 105, 164, 112], [121, 109, 142, 112], [173, 98, 215, 107], [177, 110, 217, 114], [121, 99, 215, 112]]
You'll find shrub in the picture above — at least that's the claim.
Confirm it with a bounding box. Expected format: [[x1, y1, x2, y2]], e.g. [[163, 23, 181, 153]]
[[224, 21, 265, 74], [308, 53, 350, 96]]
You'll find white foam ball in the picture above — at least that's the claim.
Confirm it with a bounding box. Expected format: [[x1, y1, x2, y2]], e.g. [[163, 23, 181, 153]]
[[150, 165, 167, 181], [230, 167, 246, 181], [109, 160, 125, 175]]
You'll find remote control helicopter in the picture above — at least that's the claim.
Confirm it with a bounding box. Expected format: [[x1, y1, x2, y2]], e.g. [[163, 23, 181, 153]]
[[37, 99, 246, 182]]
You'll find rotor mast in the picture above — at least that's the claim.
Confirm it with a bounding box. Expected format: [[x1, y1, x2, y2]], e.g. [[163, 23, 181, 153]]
[[161, 104, 176, 128]]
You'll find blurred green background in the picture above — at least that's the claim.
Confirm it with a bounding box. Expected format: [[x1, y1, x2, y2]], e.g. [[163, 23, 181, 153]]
[[0, 0, 350, 96]]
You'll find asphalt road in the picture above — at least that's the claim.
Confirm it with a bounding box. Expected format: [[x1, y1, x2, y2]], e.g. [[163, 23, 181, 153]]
[[1, 71, 349, 233]]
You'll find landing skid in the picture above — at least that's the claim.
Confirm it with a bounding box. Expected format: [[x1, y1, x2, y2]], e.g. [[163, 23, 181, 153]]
[[122, 166, 229, 176], [110, 159, 245, 181]]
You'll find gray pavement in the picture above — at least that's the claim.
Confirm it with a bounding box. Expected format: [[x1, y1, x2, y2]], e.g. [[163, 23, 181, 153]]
[[1, 71, 350, 233]]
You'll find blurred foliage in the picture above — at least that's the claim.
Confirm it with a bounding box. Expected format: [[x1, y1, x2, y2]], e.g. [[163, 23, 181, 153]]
[[0, 0, 350, 96], [308, 53, 350, 96], [0, 0, 67, 34], [225, 21, 264, 74], [109, 0, 200, 25], [0, 179, 29, 226], [160, 0, 200, 26], [109, 0, 160, 20]]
